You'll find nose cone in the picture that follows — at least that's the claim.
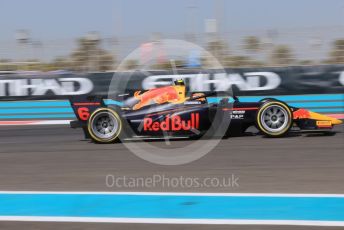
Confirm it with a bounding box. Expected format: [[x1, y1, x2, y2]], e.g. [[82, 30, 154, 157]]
[[331, 118, 343, 125], [309, 111, 343, 125]]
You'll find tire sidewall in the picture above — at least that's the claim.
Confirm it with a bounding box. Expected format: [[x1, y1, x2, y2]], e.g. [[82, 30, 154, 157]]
[[256, 101, 293, 137], [87, 108, 123, 143]]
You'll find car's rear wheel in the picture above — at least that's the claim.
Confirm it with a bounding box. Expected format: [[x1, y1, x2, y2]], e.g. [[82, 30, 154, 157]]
[[87, 108, 122, 143], [256, 101, 292, 137]]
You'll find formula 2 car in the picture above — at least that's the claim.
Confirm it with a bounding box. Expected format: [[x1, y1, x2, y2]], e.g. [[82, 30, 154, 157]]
[[69, 80, 342, 143]]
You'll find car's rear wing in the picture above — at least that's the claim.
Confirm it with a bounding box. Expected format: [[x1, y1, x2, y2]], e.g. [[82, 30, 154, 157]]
[[69, 95, 105, 125]]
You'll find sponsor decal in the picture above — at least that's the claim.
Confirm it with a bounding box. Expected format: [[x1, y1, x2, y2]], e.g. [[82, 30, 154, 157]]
[[143, 113, 199, 131], [232, 110, 245, 114], [230, 110, 245, 119], [230, 114, 244, 119], [0, 78, 93, 97], [293, 109, 311, 119], [184, 101, 201, 105], [142, 72, 281, 92], [316, 120, 332, 127]]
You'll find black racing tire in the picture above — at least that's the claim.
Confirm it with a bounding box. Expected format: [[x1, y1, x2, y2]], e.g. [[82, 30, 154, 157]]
[[87, 108, 123, 143], [256, 101, 293, 137], [259, 98, 282, 103]]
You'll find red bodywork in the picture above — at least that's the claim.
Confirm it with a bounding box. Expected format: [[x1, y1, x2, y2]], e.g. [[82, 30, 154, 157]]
[[293, 108, 311, 119]]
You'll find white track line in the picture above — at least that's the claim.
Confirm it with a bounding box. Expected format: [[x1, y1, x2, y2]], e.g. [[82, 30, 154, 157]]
[[0, 216, 343, 226], [0, 120, 71, 126], [32, 120, 71, 125]]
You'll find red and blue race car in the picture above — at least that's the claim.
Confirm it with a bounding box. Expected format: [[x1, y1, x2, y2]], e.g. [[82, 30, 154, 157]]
[[69, 80, 342, 143]]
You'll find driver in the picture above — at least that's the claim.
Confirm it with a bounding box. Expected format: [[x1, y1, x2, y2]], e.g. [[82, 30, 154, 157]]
[[174, 79, 185, 86]]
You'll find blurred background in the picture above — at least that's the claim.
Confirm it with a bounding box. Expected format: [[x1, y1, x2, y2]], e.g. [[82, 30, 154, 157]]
[[1, 0, 344, 72]]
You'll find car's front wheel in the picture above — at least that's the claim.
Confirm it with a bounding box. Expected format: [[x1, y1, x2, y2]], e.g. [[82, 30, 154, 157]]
[[256, 101, 293, 137], [87, 108, 123, 143]]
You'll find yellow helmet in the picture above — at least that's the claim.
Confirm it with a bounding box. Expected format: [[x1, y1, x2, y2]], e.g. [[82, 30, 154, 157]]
[[174, 79, 185, 86]]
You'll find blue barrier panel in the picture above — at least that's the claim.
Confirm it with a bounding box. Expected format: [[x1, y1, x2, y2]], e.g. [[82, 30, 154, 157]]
[[0, 94, 343, 120]]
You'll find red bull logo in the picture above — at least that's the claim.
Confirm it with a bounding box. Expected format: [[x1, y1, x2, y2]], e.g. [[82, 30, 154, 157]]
[[293, 109, 311, 119], [143, 113, 199, 131], [133, 85, 186, 110]]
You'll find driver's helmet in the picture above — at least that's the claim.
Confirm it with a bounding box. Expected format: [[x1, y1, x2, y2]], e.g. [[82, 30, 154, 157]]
[[174, 79, 185, 86]]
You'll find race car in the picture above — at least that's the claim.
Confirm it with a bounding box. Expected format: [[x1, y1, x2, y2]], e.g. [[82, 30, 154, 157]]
[[69, 80, 342, 143]]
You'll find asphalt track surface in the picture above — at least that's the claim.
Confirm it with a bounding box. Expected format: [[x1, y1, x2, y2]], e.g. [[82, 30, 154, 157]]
[[0, 124, 343, 230]]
